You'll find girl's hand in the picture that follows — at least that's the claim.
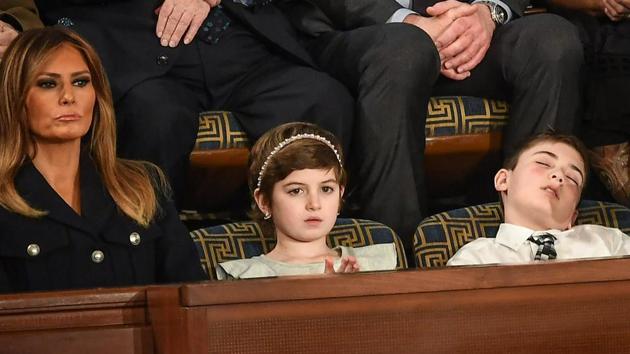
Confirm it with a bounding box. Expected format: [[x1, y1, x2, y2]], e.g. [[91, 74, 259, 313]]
[[324, 256, 360, 274]]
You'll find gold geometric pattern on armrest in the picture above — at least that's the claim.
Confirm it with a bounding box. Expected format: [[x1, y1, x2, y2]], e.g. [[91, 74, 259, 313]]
[[328, 219, 407, 270], [575, 201, 630, 234], [190, 222, 272, 278], [414, 203, 503, 269], [425, 96, 509, 137], [195, 111, 249, 149], [194, 97, 510, 151]]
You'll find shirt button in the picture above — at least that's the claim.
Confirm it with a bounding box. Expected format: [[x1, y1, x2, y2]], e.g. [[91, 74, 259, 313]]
[[26, 244, 40, 257], [91, 250, 105, 263], [129, 232, 141, 246], [156, 55, 169, 65]]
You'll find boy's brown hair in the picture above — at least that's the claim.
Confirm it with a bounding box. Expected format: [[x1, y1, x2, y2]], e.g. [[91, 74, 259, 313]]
[[503, 132, 590, 188]]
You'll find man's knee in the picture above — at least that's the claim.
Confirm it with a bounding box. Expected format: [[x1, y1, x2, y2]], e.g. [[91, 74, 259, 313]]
[[298, 73, 354, 144], [515, 14, 583, 68], [365, 23, 441, 87]]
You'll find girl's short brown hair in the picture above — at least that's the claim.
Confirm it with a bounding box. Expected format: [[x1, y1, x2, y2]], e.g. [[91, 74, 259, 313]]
[[248, 122, 347, 225]]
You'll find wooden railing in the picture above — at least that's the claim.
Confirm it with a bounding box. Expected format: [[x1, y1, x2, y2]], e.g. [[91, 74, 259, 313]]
[[3, 257, 630, 353]]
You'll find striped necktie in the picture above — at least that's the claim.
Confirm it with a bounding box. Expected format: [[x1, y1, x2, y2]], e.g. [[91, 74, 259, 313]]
[[527, 233, 557, 261]]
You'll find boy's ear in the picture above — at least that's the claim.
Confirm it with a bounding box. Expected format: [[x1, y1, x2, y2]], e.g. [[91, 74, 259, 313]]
[[339, 186, 345, 198], [494, 168, 510, 192], [253, 188, 269, 215]]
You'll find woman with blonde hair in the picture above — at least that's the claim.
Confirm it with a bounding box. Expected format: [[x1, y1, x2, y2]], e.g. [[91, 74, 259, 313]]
[[0, 27, 205, 293]]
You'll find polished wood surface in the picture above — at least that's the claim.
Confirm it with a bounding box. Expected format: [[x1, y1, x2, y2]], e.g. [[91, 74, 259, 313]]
[[0, 287, 152, 354], [165, 257, 630, 353], [4, 257, 630, 353], [425, 132, 503, 196], [184, 149, 249, 210]]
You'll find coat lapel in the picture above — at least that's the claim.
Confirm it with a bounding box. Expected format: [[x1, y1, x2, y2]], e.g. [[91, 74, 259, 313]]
[[78, 153, 117, 235], [15, 160, 91, 234], [14, 152, 116, 236]]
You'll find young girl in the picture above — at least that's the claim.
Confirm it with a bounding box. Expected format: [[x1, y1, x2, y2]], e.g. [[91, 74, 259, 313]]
[[217, 122, 397, 279]]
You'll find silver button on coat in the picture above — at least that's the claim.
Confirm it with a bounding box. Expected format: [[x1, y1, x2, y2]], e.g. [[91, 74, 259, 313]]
[[91, 250, 105, 263], [27, 244, 40, 256], [129, 232, 141, 246]]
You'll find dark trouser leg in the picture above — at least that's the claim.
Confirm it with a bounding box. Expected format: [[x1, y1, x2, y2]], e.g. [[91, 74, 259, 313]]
[[433, 13, 584, 156], [221, 56, 355, 154], [306, 23, 441, 255], [192, 17, 354, 152], [115, 78, 205, 205]]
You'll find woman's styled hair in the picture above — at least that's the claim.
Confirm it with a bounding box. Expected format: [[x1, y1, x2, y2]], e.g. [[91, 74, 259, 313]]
[[248, 122, 347, 225], [0, 27, 166, 226]]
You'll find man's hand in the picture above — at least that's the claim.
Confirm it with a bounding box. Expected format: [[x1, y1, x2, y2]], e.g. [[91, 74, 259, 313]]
[[403, 0, 476, 42], [431, 3, 495, 80], [603, 0, 630, 21], [324, 256, 360, 274], [155, 0, 220, 47], [0, 21, 19, 59]]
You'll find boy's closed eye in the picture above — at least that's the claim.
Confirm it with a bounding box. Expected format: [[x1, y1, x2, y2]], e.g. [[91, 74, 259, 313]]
[[566, 173, 582, 186], [535, 160, 550, 167], [536, 161, 581, 186]]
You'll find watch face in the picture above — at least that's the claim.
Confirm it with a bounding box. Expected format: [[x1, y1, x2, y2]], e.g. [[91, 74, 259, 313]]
[[494, 5, 507, 24]]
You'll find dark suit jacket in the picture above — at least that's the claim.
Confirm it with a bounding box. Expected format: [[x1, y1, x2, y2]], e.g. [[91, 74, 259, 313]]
[[0, 0, 43, 31], [280, 0, 531, 38], [35, 0, 315, 103], [0, 153, 206, 293]]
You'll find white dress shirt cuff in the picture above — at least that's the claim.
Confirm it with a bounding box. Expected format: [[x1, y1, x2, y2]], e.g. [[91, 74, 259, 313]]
[[387, 8, 417, 24], [472, 0, 514, 23]]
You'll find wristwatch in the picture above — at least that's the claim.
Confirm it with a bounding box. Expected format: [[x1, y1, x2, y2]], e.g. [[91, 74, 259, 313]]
[[476, 1, 508, 26]]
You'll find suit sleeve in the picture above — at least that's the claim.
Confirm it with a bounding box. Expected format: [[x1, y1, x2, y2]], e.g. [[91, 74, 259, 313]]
[[0, 0, 43, 31], [305, 0, 405, 29]]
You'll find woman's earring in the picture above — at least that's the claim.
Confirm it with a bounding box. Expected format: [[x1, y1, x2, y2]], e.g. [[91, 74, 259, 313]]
[[263, 213, 271, 220]]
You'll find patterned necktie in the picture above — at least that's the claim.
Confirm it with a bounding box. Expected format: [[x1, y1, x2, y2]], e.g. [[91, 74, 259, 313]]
[[527, 233, 557, 261], [199, 6, 232, 45]]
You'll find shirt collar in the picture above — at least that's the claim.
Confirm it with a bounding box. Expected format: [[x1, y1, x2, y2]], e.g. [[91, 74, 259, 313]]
[[496, 223, 562, 251]]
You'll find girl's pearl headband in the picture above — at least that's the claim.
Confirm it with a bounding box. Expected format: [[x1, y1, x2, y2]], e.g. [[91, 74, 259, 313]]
[[256, 133, 343, 189]]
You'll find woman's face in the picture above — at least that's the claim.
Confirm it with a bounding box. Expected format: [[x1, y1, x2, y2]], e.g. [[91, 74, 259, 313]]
[[25, 44, 95, 145]]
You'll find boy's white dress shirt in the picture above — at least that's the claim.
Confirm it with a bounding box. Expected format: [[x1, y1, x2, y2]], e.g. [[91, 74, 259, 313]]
[[447, 224, 630, 266]]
